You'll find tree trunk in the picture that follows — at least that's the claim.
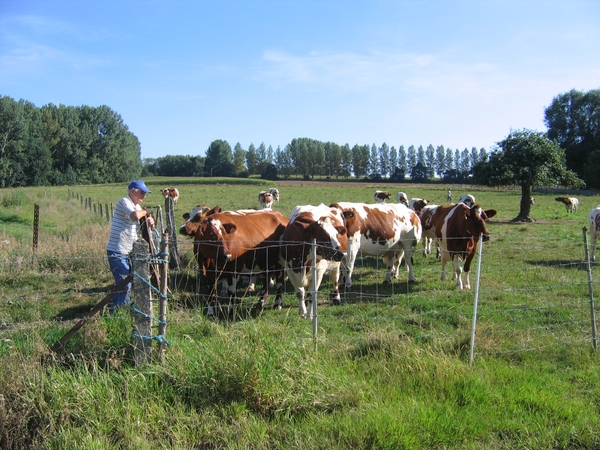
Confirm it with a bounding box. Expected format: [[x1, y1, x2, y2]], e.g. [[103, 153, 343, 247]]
[[512, 185, 535, 222]]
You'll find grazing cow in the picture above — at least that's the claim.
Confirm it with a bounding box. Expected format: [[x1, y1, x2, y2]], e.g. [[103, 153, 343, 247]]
[[396, 192, 409, 206], [458, 194, 476, 207], [258, 191, 274, 209], [432, 203, 497, 289], [447, 189, 452, 202], [330, 202, 422, 288], [555, 197, 579, 213], [268, 187, 280, 203], [161, 188, 170, 199], [374, 190, 391, 203], [191, 210, 289, 315], [588, 207, 600, 261], [279, 204, 348, 317]]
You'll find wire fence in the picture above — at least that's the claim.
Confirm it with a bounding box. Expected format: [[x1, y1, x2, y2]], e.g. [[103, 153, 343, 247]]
[[1, 228, 598, 362]]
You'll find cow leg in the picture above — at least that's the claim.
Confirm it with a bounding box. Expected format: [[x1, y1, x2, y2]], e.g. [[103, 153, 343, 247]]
[[295, 287, 309, 317], [342, 242, 360, 289], [592, 232, 597, 262], [452, 256, 465, 289], [330, 266, 342, 305], [440, 248, 450, 281], [404, 247, 417, 282], [247, 274, 257, 292], [423, 237, 431, 257]]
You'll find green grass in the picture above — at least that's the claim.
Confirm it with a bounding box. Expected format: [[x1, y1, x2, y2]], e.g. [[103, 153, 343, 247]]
[[1, 179, 600, 449]]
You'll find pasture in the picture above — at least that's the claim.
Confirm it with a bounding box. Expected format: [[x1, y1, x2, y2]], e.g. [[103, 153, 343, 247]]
[[1, 178, 600, 449]]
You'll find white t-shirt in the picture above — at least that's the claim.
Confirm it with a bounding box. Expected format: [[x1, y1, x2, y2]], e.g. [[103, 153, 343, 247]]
[[106, 196, 142, 254]]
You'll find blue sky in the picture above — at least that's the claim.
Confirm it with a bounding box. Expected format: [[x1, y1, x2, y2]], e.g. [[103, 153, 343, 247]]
[[1, 0, 599, 161]]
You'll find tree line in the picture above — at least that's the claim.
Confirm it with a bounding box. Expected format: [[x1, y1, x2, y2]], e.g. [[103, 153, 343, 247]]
[[1, 88, 598, 188], [143, 139, 489, 183]]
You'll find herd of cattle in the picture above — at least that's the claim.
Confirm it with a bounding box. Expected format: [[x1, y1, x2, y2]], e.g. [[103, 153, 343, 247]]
[[170, 186, 600, 318], [177, 188, 498, 318]]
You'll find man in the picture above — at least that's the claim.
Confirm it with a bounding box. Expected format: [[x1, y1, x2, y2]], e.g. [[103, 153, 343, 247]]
[[106, 180, 155, 313]]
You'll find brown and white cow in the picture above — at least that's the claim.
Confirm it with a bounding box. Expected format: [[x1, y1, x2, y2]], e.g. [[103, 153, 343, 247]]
[[408, 198, 429, 211], [258, 191, 274, 209], [169, 188, 179, 204], [432, 203, 497, 289], [279, 204, 348, 317], [191, 210, 289, 315], [330, 202, 422, 288], [374, 190, 391, 203], [180, 206, 285, 313], [555, 197, 579, 213], [588, 206, 600, 261], [162, 187, 180, 204]]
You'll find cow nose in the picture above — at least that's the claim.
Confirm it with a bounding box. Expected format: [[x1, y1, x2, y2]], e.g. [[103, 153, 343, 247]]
[[482, 234, 491, 242]]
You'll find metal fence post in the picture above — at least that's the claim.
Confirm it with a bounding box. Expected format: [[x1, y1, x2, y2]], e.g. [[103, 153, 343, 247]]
[[469, 235, 484, 366], [311, 238, 318, 351], [582, 227, 598, 351]]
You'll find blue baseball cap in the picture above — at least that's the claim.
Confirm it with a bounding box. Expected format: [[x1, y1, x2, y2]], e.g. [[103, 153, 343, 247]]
[[128, 180, 151, 193]]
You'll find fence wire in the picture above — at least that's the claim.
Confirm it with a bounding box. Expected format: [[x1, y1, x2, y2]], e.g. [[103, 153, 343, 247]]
[[1, 233, 598, 360]]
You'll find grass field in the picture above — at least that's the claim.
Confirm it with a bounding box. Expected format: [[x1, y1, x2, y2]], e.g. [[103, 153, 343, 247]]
[[1, 178, 600, 449]]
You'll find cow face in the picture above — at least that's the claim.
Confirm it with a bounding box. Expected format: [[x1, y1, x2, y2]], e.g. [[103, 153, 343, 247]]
[[180, 205, 219, 236], [465, 205, 496, 242], [194, 217, 239, 265], [293, 215, 348, 261]]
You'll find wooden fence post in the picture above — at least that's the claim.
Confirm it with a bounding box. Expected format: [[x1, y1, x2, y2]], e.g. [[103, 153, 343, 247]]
[[32, 204, 39, 269], [132, 239, 153, 365], [165, 197, 180, 271]]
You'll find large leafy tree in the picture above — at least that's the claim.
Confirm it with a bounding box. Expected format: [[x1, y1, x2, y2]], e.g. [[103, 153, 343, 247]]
[[545, 88, 600, 187], [204, 139, 233, 177], [472, 129, 583, 222]]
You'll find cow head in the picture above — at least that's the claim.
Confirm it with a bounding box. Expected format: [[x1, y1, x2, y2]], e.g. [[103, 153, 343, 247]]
[[293, 214, 348, 261], [396, 192, 409, 205], [180, 205, 220, 236], [411, 199, 429, 212], [193, 217, 238, 265], [464, 205, 496, 242]]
